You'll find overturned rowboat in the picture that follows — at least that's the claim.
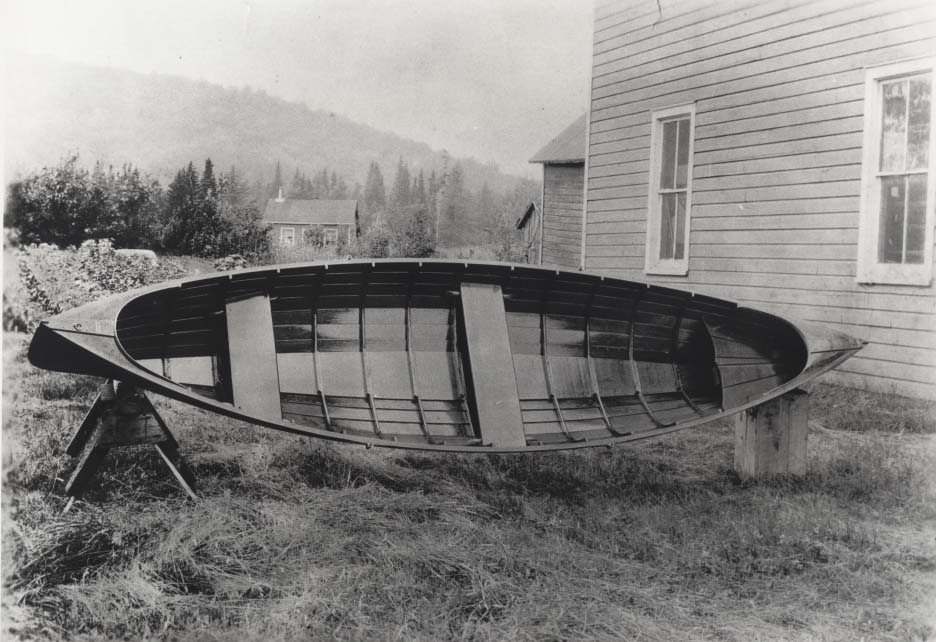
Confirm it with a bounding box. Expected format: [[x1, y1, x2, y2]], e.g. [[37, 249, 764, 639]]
[[29, 260, 863, 454]]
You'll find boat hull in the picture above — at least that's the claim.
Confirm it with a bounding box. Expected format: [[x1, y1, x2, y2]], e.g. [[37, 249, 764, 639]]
[[28, 260, 864, 453]]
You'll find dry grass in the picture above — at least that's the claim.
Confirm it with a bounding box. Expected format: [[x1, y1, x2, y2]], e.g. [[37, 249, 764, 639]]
[[2, 237, 935, 642], [805, 382, 936, 434], [3, 327, 935, 642]]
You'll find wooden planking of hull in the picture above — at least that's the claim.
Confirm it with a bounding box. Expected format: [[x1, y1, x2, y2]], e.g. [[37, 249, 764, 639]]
[[28, 260, 864, 453]]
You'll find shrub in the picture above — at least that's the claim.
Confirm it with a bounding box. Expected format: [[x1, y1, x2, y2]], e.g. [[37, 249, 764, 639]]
[[75, 239, 149, 295], [214, 254, 248, 271], [8, 242, 187, 329], [8, 154, 162, 249]]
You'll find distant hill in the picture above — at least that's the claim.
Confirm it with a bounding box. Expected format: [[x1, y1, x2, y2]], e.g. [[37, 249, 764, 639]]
[[3, 55, 529, 195]]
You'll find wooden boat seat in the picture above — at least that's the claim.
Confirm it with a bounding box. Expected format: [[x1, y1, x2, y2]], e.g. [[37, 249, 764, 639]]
[[459, 283, 527, 447], [225, 294, 282, 419]]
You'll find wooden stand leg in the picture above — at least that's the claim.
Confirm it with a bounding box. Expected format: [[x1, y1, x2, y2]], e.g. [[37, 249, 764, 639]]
[[154, 440, 198, 501], [63, 381, 197, 501], [64, 418, 111, 497], [734, 388, 808, 480], [65, 381, 116, 457]]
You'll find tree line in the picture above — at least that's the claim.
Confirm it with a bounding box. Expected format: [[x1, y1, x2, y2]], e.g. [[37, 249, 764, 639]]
[[6, 155, 345, 259], [358, 156, 539, 258], [6, 153, 540, 260]]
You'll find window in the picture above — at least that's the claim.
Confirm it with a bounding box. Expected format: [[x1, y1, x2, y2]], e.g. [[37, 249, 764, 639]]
[[646, 104, 695, 275], [857, 59, 935, 285], [324, 228, 339, 246], [280, 226, 295, 246]]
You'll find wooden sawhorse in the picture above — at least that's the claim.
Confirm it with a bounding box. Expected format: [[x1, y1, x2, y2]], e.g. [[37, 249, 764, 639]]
[[64, 380, 197, 508]]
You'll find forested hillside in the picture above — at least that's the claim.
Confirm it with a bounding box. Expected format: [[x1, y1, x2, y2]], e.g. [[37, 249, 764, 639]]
[[5, 55, 541, 251], [4, 55, 530, 197]]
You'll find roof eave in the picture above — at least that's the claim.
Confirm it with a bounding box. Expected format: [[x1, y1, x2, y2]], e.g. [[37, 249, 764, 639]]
[[529, 157, 586, 165]]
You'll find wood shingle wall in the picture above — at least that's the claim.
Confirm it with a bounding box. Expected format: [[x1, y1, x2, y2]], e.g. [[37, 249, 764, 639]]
[[586, 0, 936, 398]]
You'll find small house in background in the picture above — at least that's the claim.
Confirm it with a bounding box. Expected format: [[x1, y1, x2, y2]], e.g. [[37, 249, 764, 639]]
[[583, 0, 935, 399], [263, 191, 360, 247], [528, 114, 588, 269]]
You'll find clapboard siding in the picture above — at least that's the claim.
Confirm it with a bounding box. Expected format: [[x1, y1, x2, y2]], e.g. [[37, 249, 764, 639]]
[[585, 0, 936, 398], [541, 163, 584, 269], [595, 0, 884, 79], [694, 150, 860, 177], [592, 19, 932, 108], [594, 1, 925, 90], [592, 38, 935, 122]]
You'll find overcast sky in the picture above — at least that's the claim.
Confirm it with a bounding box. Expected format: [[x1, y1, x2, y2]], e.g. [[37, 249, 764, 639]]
[[3, 0, 593, 177]]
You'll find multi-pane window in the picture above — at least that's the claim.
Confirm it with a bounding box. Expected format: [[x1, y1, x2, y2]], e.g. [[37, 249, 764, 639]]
[[646, 104, 695, 275], [324, 228, 339, 246], [858, 60, 935, 285], [280, 226, 296, 246]]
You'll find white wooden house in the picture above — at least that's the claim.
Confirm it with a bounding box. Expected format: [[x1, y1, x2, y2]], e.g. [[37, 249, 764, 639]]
[[263, 194, 359, 247], [583, 0, 935, 398]]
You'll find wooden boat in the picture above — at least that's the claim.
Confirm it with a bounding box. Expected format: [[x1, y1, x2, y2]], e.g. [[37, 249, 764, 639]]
[[28, 260, 863, 453]]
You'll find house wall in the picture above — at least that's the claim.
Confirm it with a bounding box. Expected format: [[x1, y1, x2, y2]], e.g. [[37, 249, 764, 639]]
[[542, 163, 585, 269], [269, 223, 351, 245], [586, 0, 936, 398]]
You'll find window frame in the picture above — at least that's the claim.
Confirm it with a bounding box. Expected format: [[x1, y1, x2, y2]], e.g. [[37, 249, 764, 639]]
[[280, 226, 296, 246], [324, 228, 339, 246], [645, 103, 696, 276], [857, 58, 936, 286]]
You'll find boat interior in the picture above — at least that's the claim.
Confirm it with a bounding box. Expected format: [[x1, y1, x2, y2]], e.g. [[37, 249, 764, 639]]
[[115, 262, 807, 448]]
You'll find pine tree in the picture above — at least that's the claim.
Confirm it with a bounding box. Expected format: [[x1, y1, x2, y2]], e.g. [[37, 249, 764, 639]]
[[201, 158, 218, 201], [220, 165, 270, 258], [312, 169, 330, 199], [413, 170, 427, 206], [290, 168, 304, 198], [478, 182, 498, 243], [270, 161, 283, 198], [391, 158, 411, 210], [363, 161, 386, 225], [397, 206, 434, 258], [335, 175, 348, 199], [440, 163, 466, 246], [164, 162, 201, 251]]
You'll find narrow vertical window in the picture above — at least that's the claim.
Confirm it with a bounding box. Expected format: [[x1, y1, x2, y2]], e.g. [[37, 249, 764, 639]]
[[646, 104, 695, 275], [280, 226, 295, 246], [858, 60, 935, 285]]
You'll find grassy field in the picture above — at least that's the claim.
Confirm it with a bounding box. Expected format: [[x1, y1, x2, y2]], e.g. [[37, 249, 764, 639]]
[[3, 245, 936, 641]]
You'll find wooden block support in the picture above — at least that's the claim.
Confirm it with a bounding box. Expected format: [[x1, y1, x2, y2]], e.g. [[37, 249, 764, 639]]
[[734, 388, 808, 479]]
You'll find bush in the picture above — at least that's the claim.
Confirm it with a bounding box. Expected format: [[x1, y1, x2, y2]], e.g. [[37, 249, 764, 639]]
[[354, 208, 435, 259], [8, 154, 162, 249], [214, 254, 248, 271], [7, 242, 187, 330]]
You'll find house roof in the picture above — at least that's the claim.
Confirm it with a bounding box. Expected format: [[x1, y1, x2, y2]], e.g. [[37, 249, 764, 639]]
[[529, 113, 587, 164], [262, 199, 358, 226], [515, 202, 538, 230]]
